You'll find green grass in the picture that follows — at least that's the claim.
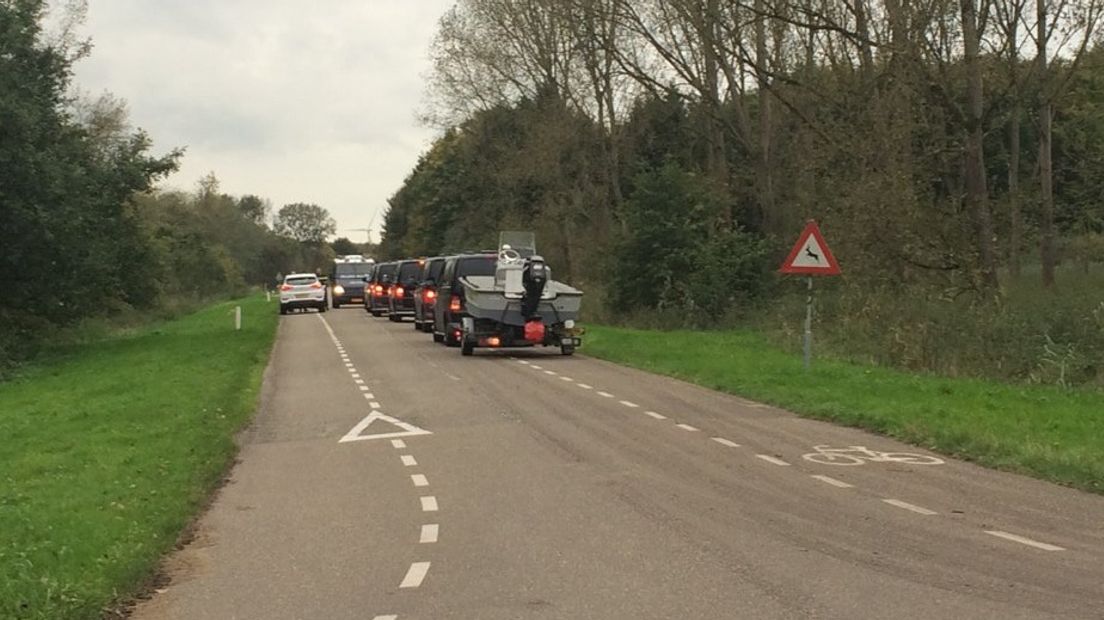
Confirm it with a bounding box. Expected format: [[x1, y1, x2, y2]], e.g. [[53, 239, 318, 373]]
[[584, 325, 1104, 494], [0, 295, 278, 619]]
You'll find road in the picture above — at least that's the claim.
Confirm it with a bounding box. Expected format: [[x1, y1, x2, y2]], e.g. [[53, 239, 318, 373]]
[[134, 307, 1104, 620]]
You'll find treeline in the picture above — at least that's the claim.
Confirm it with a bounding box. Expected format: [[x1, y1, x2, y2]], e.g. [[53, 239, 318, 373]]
[[382, 0, 1103, 298], [0, 1, 336, 366]]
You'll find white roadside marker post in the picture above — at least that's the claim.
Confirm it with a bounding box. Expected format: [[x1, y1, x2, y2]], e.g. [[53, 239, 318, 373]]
[[235, 305, 242, 331], [266, 290, 271, 302], [779, 220, 841, 371]]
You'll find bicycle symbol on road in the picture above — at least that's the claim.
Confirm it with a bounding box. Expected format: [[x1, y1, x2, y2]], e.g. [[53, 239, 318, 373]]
[[802, 445, 944, 466]]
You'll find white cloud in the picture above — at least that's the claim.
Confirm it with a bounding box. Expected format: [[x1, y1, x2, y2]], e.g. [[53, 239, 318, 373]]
[[73, 0, 454, 241]]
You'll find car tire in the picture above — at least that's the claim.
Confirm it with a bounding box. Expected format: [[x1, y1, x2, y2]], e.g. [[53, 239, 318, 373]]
[[371, 310, 381, 317], [461, 339, 475, 356], [319, 304, 327, 313], [333, 301, 341, 309], [432, 332, 444, 343], [279, 305, 287, 315], [388, 313, 399, 322]]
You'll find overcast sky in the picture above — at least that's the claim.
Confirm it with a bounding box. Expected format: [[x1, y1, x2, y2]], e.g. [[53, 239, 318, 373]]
[[71, 0, 455, 243]]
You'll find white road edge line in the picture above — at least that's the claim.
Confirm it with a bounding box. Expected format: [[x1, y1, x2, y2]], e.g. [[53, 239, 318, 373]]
[[644, 411, 666, 420], [619, 400, 640, 408], [401, 455, 417, 467], [518, 360, 530, 365], [711, 437, 740, 448], [882, 499, 938, 515], [411, 474, 429, 487], [420, 523, 439, 544], [756, 454, 791, 466], [400, 562, 431, 588], [811, 474, 853, 488], [391, 439, 407, 449], [985, 530, 1065, 551], [420, 496, 438, 512], [530, 365, 543, 370], [676, 423, 699, 432]]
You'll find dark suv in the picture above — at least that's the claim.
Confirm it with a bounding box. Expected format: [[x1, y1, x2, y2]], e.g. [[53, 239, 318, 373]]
[[330, 260, 373, 308], [432, 253, 498, 345], [413, 256, 448, 332], [387, 259, 422, 322], [365, 261, 397, 317]]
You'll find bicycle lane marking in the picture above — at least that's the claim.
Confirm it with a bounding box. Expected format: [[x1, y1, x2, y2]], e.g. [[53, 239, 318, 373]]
[[504, 355, 1070, 553]]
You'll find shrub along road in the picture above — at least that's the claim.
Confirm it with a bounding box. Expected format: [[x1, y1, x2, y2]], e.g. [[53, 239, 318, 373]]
[[134, 308, 1103, 619], [0, 295, 277, 619]]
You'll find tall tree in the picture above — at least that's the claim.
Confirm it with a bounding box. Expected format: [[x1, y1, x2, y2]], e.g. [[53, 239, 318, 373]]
[[273, 203, 336, 244]]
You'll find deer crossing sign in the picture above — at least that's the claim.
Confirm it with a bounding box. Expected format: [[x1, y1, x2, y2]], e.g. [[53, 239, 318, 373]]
[[779, 221, 841, 276]]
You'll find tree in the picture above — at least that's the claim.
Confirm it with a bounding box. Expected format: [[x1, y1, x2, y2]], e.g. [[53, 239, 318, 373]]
[[238, 194, 270, 226], [331, 236, 360, 255], [273, 203, 336, 244]]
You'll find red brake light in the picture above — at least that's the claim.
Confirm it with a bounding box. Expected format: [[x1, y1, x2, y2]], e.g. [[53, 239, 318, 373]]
[[424, 289, 437, 301], [309, 282, 322, 289], [393, 286, 404, 298], [449, 295, 462, 312], [280, 284, 292, 291]]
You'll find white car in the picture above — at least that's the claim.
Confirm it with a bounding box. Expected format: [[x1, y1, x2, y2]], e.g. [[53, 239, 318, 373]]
[[279, 273, 328, 315]]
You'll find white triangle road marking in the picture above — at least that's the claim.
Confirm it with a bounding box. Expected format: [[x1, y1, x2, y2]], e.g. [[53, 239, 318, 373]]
[[339, 411, 432, 443]]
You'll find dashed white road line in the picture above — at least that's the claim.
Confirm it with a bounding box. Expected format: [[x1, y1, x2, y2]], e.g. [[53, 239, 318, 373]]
[[392, 439, 407, 449], [420, 524, 439, 544], [372, 615, 397, 620], [882, 499, 937, 515], [401, 455, 418, 467], [544, 370, 557, 376], [560, 376, 574, 382], [985, 530, 1065, 551], [711, 437, 740, 448], [351, 373, 361, 379], [811, 474, 853, 488], [400, 562, 431, 588], [518, 360, 531, 365], [756, 454, 791, 466], [597, 391, 615, 398], [530, 365, 543, 370], [370, 402, 381, 409], [676, 423, 699, 432], [344, 363, 354, 368], [359, 385, 370, 392], [363, 393, 375, 399], [644, 411, 666, 420], [619, 400, 640, 408], [354, 379, 365, 385], [411, 474, 429, 487], [577, 383, 593, 390], [420, 496, 439, 512]]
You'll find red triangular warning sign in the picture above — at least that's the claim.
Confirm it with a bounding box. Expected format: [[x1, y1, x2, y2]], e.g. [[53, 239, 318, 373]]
[[780, 221, 841, 275]]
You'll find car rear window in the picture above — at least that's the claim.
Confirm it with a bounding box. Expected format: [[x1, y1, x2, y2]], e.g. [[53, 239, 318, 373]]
[[397, 262, 422, 281], [457, 256, 497, 277], [376, 264, 397, 278], [287, 276, 317, 285], [426, 259, 446, 281], [335, 264, 371, 278]]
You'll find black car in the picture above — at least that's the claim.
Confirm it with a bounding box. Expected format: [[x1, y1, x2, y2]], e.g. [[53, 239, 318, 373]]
[[431, 253, 498, 346], [365, 261, 398, 317], [330, 259, 373, 308], [413, 256, 448, 332], [387, 259, 423, 322]]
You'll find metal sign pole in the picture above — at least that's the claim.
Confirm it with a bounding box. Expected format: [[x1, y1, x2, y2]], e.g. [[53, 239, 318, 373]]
[[804, 276, 813, 370]]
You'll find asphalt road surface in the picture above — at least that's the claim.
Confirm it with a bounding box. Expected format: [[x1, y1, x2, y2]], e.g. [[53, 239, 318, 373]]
[[134, 307, 1104, 620]]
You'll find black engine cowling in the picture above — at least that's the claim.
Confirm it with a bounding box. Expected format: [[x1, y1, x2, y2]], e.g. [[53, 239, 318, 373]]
[[521, 256, 548, 318]]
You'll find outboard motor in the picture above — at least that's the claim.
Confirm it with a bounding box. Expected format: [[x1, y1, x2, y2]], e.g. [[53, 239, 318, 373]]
[[521, 255, 548, 318]]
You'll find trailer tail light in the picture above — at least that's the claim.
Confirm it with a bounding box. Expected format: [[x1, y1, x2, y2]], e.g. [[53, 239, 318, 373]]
[[449, 295, 462, 312], [524, 320, 546, 343]]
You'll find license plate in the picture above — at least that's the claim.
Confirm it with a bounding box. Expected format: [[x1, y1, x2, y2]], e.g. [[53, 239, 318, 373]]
[[561, 337, 580, 346], [295, 293, 309, 299]]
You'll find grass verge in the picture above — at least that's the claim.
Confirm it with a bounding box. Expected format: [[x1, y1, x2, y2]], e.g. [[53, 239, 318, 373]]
[[0, 294, 278, 619], [584, 325, 1104, 494]]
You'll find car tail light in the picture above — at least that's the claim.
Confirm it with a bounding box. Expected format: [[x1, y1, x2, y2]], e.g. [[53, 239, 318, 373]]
[[374, 285, 384, 296], [487, 336, 501, 347], [280, 284, 292, 292], [449, 295, 462, 312], [309, 282, 323, 289], [424, 289, 437, 301], [393, 286, 404, 298]]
